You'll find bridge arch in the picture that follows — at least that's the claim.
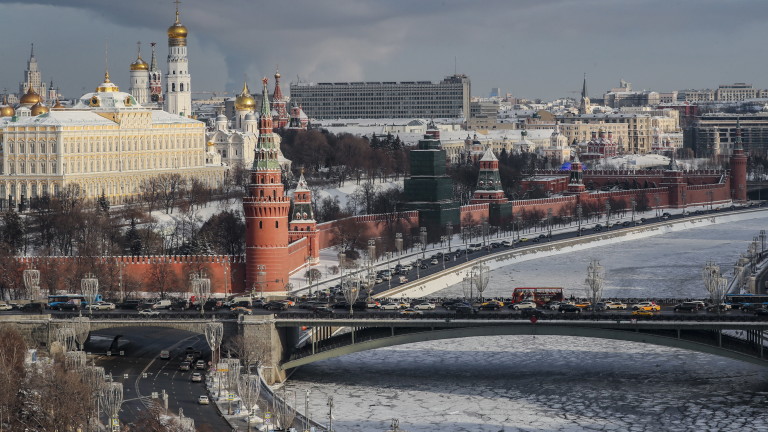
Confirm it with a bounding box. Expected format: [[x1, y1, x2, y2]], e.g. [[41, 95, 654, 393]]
[[282, 325, 768, 370]]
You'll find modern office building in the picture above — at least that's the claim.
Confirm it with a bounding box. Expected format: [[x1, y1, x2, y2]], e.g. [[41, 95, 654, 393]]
[[692, 113, 768, 157], [289, 74, 471, 120]]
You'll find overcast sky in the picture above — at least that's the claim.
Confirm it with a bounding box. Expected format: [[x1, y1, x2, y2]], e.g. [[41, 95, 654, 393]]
[[1, 0, 766, 101]]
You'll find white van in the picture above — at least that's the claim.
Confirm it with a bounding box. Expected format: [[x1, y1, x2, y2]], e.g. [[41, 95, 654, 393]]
[[151, 299, 172, 309]]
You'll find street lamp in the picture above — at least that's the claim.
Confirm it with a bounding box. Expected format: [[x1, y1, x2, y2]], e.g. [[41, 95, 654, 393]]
[[604, 199, 611, 227], [419, 227, 427, 259], [576, 204, 583, 237], [440, 236, 448, 269], [81, 273, 99, 317], [482, 220, 489, 247], [546, 208, 552, 240], [446, 221, 453, 253], [631, 198, 636, 223], [395, 233, 403, 265]]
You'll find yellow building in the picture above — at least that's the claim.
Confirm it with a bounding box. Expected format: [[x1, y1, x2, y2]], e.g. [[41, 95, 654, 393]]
[[0, 73, 225, 207]]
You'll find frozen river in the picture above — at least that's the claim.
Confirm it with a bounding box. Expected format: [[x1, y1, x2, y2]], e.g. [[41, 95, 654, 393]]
[[289, 215, 768, 431]]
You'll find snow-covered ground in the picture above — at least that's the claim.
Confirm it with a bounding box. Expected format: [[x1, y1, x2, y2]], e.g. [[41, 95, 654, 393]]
[[286, 214, 768, 431]]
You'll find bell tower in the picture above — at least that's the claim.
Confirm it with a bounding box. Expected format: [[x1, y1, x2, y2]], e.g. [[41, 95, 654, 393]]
[[243, 78, 291, 294], [165, 0, 192, 116]]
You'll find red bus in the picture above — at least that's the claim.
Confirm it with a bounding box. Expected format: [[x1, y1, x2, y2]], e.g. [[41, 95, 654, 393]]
[[511, 287, 564, 306]]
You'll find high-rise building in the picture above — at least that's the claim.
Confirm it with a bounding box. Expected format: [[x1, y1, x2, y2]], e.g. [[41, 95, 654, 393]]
[[164, 4, 192, 116], [19, 44, 48, 102], [289, 74, 471, 120]]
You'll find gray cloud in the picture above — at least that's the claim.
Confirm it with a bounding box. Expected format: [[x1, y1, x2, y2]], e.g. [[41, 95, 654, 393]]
[[1, 0, 766, 100]]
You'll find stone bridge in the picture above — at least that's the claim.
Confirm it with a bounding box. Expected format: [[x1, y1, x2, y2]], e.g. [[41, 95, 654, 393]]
[[275, 317, 768, 370]]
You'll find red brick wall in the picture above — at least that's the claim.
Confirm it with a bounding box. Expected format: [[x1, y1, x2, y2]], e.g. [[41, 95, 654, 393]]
[[316, 211, 420, 249]]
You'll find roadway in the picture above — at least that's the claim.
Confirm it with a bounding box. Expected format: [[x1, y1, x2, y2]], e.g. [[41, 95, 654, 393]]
[[84, 326, 229, 431]]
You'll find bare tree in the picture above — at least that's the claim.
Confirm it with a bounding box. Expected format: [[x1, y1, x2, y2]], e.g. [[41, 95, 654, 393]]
[[584, 259, 605, 309], [703, 261, 728, 311]]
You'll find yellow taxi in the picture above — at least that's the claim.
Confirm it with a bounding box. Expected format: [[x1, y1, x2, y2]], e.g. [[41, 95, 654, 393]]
[[631, 309, 657, 317]]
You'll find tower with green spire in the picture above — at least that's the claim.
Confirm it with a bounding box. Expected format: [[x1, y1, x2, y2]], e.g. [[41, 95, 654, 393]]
[[400, 122, 460, 236]]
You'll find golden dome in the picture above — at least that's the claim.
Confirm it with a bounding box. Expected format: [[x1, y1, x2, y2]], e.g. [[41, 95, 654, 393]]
[[0, 101, 14, 117], [274, 70, 281, 79], [167, 10, 188, 39], [235, 81, 256, 111], [206, 141, 214, 147], [19, 87, 41, 105], [31, 102, 49, 116], [95, 71, 120, 92], [130, 56, 149, 71]]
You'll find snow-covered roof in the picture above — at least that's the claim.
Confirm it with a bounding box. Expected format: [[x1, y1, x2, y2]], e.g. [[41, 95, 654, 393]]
[[0, 110, 117, 127], [151, 110, 203, 125]]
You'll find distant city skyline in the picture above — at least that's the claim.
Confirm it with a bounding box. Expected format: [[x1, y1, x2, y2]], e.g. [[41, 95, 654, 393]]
[[1, 0, 767, 101]]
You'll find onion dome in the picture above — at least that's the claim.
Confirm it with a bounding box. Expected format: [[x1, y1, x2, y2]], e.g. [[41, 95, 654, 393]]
[[234, 81, 256, 111], [206, 141, 214, 147], [130, 56, 149, 71], [19, 87, 41, 105], [30, 102, 49, 116], [0, 96, 15, 117], [274, 70, 281, 80], [167, 9, 188, 44]]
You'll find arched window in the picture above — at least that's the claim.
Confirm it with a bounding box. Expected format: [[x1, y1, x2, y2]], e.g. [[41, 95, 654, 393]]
[[172, 83, 176, 92], [180, 84, 184, 92]]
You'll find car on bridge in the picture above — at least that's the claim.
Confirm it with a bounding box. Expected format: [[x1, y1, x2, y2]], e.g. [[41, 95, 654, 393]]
[[264, 301, 289, 311], [480, 301, 504, 310], [673, 302, 702, 312], [632, 309, 657, 317], [86, 302, 116, 311], [230, 306, 253, 315], [574, 301, 591, 309], [631, 302, 661, 311], [558, 304, 581, 314], [0, 303, 12, 311], [312, 306, 335, 316], [455, 304, 478, 315], [399, 308, 423, 317], [510, 301, 536, 310], [604, 301, 627, 310], [413, 302, 436, 310], [138, 309, 161, 317], [545, 301, 564, 310], [380, 303, 401, 310], [754, 308, 768, 317]]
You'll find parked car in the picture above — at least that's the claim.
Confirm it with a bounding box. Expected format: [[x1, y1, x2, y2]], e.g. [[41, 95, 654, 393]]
[[138, 309, 160, 317], [559, 304, 582, 314], [413, 302, 436, 310], [191, 372, 203, 382], [511, 301, 536, 310]]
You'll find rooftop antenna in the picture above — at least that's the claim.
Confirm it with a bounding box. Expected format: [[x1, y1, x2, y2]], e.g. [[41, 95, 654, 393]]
[[454, 56, 457, 75], [104, 41, 110, 81]]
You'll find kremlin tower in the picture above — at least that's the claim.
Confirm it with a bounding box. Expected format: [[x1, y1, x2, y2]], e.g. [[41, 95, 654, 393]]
[[272, 69, 289, 129], [129, 42, 150, 105], [243, 78, 291, 294], [149, 42, 163, 103], [469, 146, 511, 226], [164, 1, 192, 117], [289, 170, 319, 263], [730, 119, 748, 202]]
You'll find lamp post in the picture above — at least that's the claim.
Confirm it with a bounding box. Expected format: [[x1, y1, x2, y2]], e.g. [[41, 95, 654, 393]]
[[81, 273, 99, 317], [304, 388, 312, 432], [446, 221, 453, 253], [440, 236, 448, 269], [255, 265, 267, 299], [23, 267, 40, 302], [631, 198, 636, 223], [470, 263, 490, 303], [395, 233, 403, 265], [419, 227, 427, 259], [482, 220, 489, 248], [576, 204, 583, 237], [192, 272, 211, 318], [546, 208, 552, 240], [604, 199, 611, 227]]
